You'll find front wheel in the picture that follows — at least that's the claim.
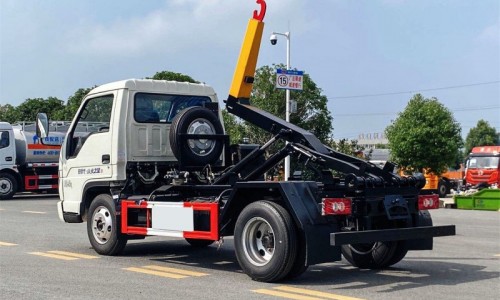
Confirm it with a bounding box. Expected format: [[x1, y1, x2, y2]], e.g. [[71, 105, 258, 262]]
[[87, 194, 127, 255], [234, 201, 297, 282], [0, 173, 18, 200]]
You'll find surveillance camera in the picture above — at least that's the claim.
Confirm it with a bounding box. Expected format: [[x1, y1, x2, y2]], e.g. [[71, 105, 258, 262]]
[[270, 34, 277, 45]]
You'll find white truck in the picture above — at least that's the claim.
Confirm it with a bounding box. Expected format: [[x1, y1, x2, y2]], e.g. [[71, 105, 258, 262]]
[[0, 120, 69, 199], [47, 1, 455, 282]]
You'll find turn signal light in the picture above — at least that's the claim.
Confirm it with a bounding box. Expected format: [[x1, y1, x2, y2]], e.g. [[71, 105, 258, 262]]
[[322, 198, 352, 215], [418, 194, 440, 210]]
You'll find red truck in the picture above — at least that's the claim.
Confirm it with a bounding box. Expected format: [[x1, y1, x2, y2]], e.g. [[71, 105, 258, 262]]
[[464, 146, 500, 188]]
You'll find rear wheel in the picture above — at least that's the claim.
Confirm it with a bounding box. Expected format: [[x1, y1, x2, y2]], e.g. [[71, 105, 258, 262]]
[[438, 180, 448, 198], [87, 194, 127, 255], [341, 241, 398, 269], [386, 241, 408, 267], [0, 173, 17, 200], [234, 201, 297, 282], [283, 232, 308, 280]]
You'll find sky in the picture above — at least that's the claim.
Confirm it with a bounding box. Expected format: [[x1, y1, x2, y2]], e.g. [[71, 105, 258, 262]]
[[1, 0, 499, 140]]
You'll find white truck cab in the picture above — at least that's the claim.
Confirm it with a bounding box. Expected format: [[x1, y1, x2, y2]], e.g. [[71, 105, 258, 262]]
[[57, 79, 222, 222], [0, 123, 18, 198]]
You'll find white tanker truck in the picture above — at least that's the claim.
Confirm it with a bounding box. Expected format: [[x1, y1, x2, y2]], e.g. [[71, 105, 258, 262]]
[[0, 120, 68, 199]]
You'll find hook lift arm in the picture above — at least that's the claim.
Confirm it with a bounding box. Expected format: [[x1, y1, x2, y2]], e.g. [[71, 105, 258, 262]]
[[223, 0, 422, 186]]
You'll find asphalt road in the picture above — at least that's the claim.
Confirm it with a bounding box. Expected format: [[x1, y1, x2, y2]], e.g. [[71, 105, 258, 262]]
[[1, 194, 499, 300]]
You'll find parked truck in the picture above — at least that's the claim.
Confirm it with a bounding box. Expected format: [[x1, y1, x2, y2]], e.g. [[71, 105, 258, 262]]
[[369, 149, 461, 197], [420, 167, 463, 198], [464, 146, 500, 188], [47, 1, 455, 282], [0, 119, 67, 200]]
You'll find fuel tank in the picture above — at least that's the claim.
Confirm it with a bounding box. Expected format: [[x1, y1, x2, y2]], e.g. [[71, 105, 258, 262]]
[[13, 123, 68, 165]]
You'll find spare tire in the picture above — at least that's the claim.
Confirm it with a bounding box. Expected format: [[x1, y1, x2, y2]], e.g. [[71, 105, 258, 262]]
[[169, 107, 224, 166]]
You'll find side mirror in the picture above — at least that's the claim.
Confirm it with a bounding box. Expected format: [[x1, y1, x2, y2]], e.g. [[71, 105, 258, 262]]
[[36, 113, 49, 139]]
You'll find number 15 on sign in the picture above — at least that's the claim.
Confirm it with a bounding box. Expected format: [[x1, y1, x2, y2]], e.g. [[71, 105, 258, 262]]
[[275, 69, 303, 91]]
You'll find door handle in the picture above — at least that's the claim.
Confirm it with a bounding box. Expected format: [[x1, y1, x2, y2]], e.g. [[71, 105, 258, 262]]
[[5, 156, 12, 161], [102, 154, 110, 164]]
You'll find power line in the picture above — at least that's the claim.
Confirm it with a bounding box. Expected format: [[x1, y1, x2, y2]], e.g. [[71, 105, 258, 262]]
[[328, 80, 500, 100], [452, 105, 500, 112], [333, 105, 500, 117]]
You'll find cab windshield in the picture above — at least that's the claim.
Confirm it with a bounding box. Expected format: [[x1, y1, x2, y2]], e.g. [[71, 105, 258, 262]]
[[467, 157, 500, 169]]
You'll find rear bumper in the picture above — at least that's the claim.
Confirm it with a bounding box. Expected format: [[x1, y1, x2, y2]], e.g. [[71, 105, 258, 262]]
[[330, 225, 456, 246]]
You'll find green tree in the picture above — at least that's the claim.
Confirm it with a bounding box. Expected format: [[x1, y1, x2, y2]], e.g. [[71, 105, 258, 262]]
[[0, 104, 19, 123], [385, 94, 463, 175], [148, 71, 199, 83], [246, 64, 333, 145], [226, 64, 333, 178], [325, 138, 365, 157], [222, 109, 245, 144], [57, 87, 94, 120], [15, 97, 65, 122], [464, 119, 499, 155]]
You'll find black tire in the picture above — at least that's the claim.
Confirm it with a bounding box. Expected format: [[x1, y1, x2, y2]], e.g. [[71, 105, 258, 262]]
[[418, 210, 433, 226], [283, 232, 308, 280], [341, 241, 398, 269], [87, 194, 127, 255], [385, 241, 408, 267], [185, 238, 214, 247], [169, 107, 224, 166], [234, 201, 297, 282], [438, 179, 448, 198], [0, 173, 18, 200]]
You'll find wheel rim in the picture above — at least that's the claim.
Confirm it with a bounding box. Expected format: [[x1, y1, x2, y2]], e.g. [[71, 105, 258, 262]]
[[187, 118, 216, 157], [241, 217, 275, 266], [0, 178, 12, 195], [91, 205, 113, 245], [439, 184, 447, 196]]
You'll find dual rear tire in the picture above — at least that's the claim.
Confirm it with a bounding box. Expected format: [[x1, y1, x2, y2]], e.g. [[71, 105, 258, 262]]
[[341, 241, 408, 269], [234, 201, 306, 282]]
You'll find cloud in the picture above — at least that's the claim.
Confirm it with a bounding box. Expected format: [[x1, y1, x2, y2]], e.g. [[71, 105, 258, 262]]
[[477, 23, 500, 44], [63, 0, 313, 58]]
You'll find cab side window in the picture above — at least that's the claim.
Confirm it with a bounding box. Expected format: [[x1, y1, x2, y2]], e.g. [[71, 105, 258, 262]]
[[134, 93, 211, 123], [0, 131, 9, 149], [67, 95, 113, 158]]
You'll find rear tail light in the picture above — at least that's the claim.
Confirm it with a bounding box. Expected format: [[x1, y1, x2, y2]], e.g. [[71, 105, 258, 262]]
[[322, 198, 352, 215], [418, 194, 440, 210]]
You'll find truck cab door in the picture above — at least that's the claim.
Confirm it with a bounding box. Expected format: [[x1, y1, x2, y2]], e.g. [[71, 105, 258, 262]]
[[0, 129, 16, 169], [59, 93, 115, 213]]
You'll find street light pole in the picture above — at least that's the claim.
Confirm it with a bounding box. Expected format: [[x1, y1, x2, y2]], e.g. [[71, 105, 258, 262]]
[[271, 31, 291, 181]]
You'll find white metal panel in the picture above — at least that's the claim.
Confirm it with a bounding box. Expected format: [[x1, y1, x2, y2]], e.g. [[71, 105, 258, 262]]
[[151, 203, 194, 232], [146, 229, 184, 238], [129, 124, 169, 160], [88, 79, 217, 97]]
